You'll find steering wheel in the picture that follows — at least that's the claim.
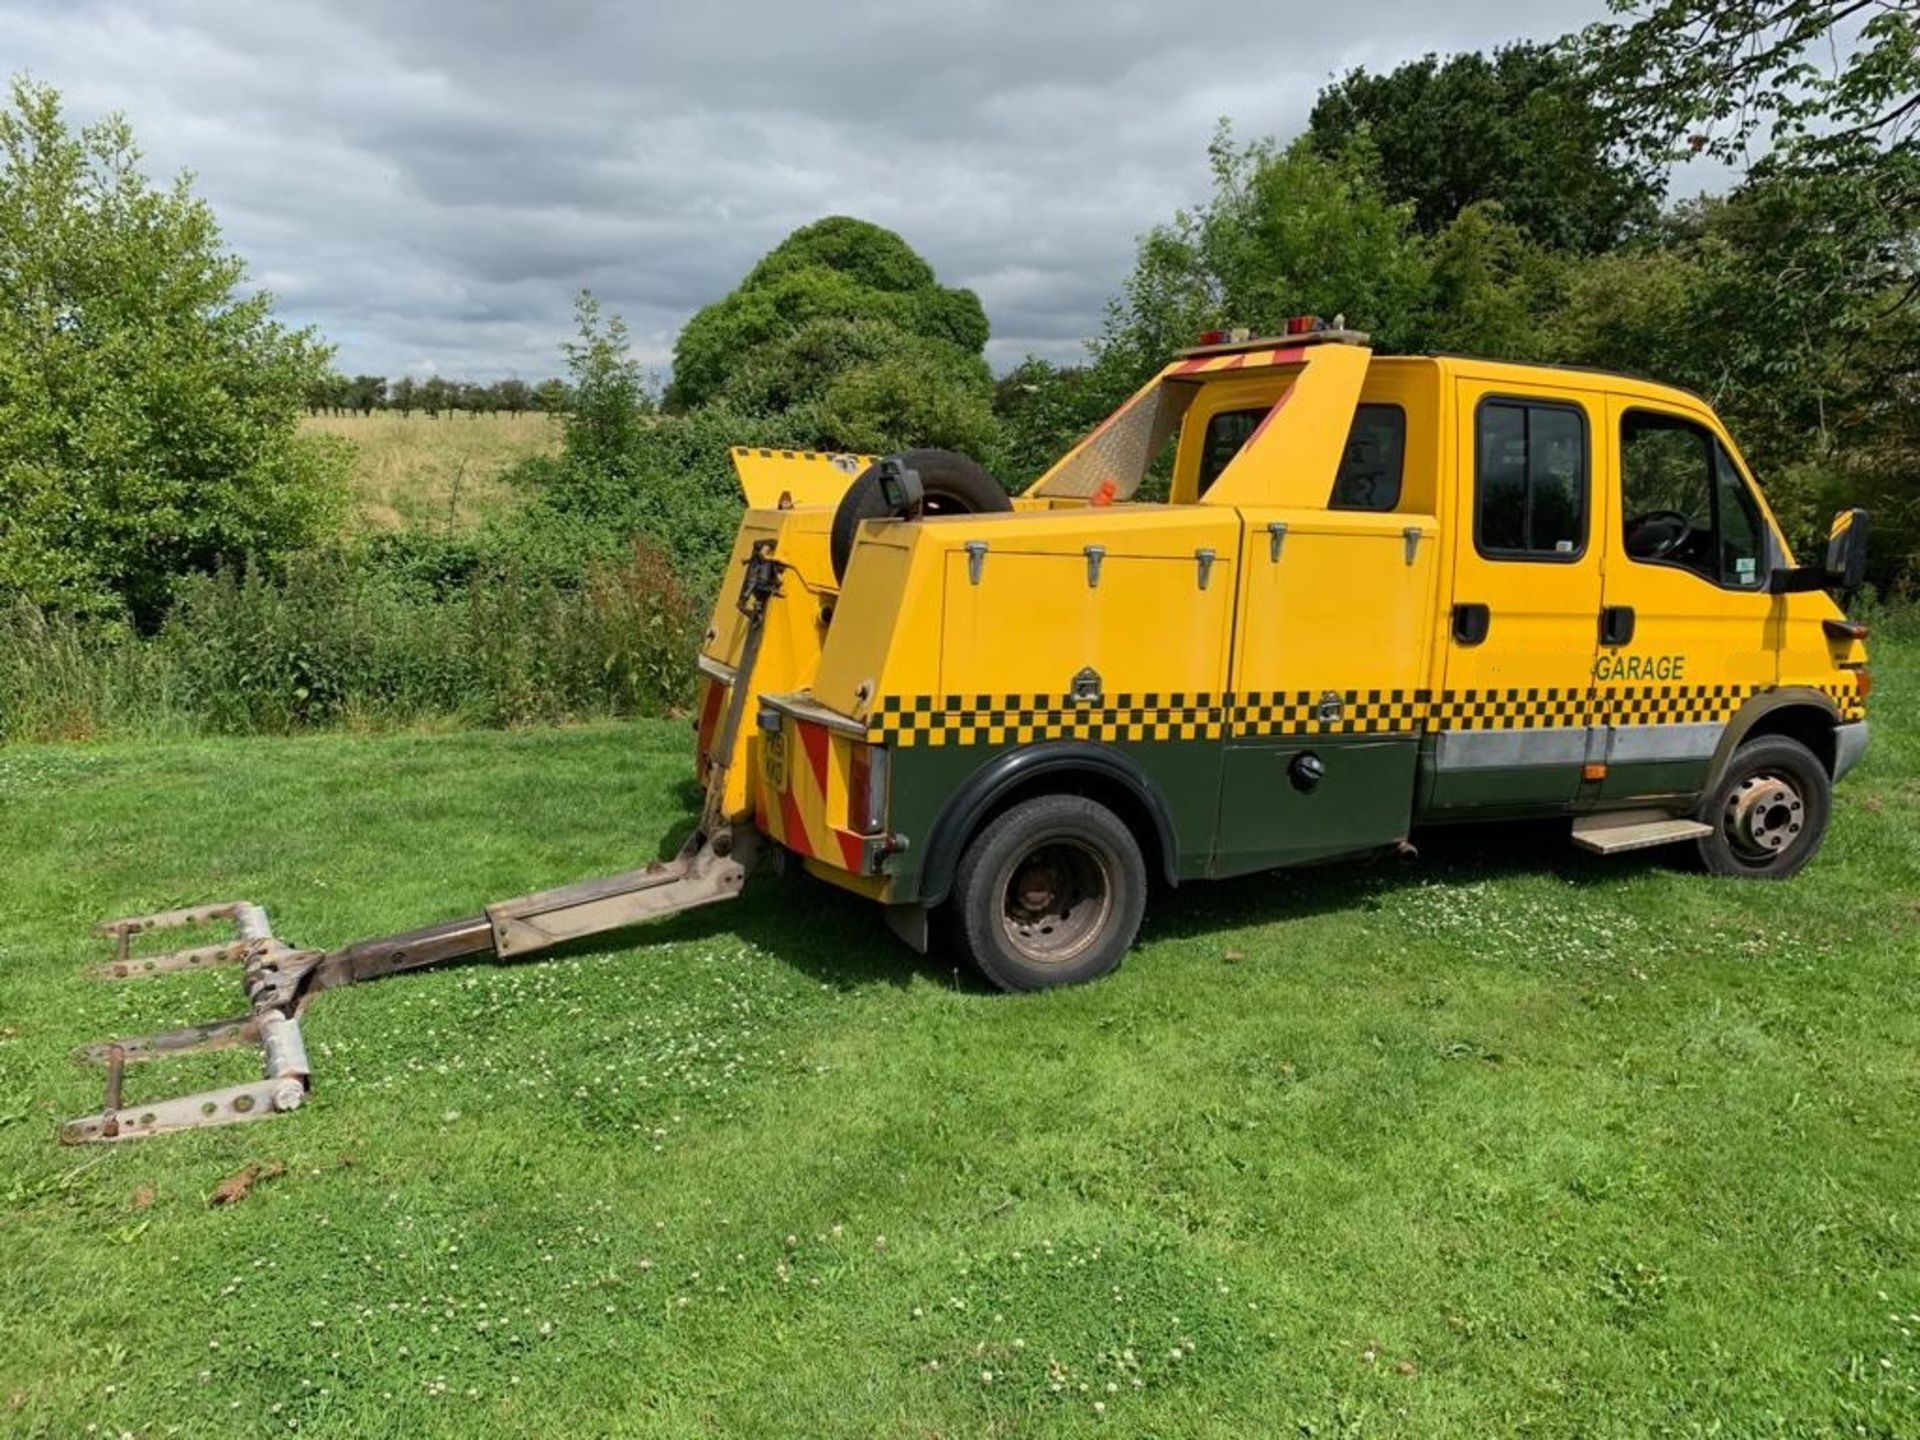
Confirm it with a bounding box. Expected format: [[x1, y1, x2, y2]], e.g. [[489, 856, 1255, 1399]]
[[1625, 509, 1692, 560]]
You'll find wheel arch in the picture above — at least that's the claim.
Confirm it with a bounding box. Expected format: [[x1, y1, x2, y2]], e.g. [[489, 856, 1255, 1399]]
[[915, 742, 1180, 908], [1704, 688, 1840, 796]]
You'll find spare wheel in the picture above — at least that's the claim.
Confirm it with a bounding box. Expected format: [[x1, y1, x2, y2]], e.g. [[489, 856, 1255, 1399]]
[[829, 448, 1011, 583]]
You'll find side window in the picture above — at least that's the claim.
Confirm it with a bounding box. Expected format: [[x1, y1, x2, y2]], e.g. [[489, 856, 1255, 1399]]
[[1620, 410, 1764, 590], [1328, 403, 1406, 512], [1475, 399, 1588, 559], [1195, 407, 1266, 496]]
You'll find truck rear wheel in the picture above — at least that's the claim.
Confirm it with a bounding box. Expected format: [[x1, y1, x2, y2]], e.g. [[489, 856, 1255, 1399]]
[[829, 448, 1010, 583], [1696, 735, 1832, 879], [951, 794, 1146, 991]]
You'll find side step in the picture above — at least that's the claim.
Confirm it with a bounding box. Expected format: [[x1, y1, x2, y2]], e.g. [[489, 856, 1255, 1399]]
[[1571, 810, 1713, 855]]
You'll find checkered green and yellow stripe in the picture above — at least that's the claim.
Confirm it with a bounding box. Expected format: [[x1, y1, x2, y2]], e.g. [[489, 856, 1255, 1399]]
[[868, 692, 1223, 748], [1816, 679, 1867, 722], [1439, 683, 1757, 731], [864, 677, 1864, 748]]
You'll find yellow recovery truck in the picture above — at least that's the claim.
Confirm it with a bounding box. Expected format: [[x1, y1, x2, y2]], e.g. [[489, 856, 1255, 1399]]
[[67, 323, 1871, 1140]]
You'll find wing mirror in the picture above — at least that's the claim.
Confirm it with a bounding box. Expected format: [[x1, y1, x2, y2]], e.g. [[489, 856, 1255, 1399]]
[[1768, 507, 1871, 595], [1824, 507, 1871, 590]]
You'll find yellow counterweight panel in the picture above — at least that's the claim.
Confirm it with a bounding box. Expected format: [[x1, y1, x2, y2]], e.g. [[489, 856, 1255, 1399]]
[[1170, 373, 1294, 505], [727, 446, 872, 510], [1201, 344, 1373, 510]]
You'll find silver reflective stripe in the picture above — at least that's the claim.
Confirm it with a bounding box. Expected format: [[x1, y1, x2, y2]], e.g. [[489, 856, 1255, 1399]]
[[1433, 728, 1591, 770], [1434, 723, 1734, 772], [1834, 720, 1869, 781], [1607, 722, 1722, 764]]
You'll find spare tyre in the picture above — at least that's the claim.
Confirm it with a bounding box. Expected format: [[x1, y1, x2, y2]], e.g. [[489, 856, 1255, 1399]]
[[830, 448, 1011, 583]]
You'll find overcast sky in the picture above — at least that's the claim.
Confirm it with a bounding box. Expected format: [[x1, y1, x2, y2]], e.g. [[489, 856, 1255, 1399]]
[[10, 0, 1628, 381]]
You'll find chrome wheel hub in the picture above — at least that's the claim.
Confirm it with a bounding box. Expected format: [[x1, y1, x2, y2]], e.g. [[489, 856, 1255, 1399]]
[[1724, 772, 1805, 860]]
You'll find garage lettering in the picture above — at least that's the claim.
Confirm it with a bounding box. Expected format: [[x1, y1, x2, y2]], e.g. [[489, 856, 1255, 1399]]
[[1592, 653, 1687, 682]]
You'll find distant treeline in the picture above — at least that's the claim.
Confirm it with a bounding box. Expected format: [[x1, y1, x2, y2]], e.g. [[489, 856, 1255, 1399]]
[[305, 373, 573, 418]]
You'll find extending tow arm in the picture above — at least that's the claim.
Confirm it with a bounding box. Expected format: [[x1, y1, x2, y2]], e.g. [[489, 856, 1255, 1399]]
[[61, 541, 785, 1143]]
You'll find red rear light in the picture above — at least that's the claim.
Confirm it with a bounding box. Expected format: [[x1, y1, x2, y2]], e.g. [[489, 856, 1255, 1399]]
[[1196, 329, 1226, 346], [1285, 314, 1320, 335], [848, 742, 889, 835], [1856, 668, 1873, 699]]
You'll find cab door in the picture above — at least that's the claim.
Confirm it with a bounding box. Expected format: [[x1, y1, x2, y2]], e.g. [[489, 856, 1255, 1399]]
[[1429, 378, 1606, 813], [1595, 398, 1777, 802]]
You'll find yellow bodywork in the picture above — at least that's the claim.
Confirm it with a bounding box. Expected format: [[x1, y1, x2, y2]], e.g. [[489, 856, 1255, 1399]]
[[727, 446, 871, 510], [698, 336, 1867, 896]]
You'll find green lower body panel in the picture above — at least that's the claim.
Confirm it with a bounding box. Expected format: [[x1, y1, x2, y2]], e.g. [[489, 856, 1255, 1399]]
[[879, 735, 1226, 904], [876, 730, 1422, 903], [1212, 735, 1418, 877]]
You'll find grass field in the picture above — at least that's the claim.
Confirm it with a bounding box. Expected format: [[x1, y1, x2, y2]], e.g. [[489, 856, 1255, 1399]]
[[303, 411, 558, 531], [1, 636, 1916, 1437]]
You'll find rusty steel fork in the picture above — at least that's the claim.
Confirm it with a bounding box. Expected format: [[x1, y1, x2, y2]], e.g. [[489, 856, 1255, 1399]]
[[64, 903, 320, 1143], [62, 834, 754, 1143]]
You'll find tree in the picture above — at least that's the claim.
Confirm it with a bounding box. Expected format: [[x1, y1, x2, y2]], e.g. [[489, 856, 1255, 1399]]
[[1586, 1, 1917, 178], [710, 313, 997, 455], [562, 291, 650, 472], [533, 377, 571, 415], [1577, 1, 1919, 579], [496, 377, 532, 417], [389, 375, 417, 417], [668, 216, 992, 418], [349, 375, 386, 416], [0, 77, 345, 620], [1307, 43, 1663, 252], [988, 358, 1118, 488], [1094, 129, 1438, 383]]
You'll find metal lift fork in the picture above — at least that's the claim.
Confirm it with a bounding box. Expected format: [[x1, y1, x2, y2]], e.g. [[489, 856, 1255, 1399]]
[[61, 542, 784, 1143]]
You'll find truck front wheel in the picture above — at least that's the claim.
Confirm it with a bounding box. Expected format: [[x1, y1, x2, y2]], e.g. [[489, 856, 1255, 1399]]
[[951, 794, 1146, 991], [1696, 735, 1832, 879]]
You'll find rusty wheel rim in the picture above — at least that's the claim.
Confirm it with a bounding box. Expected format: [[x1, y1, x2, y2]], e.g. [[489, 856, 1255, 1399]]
[[998, 838, 1113, 966]]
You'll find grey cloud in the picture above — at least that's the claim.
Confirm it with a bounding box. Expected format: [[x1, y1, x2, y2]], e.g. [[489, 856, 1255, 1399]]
[[10, 0, 1617, 379]]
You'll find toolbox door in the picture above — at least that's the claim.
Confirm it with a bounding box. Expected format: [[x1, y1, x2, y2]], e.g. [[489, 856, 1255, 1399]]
[[1430, 379, 1607, 813], [1216, 502, 1438, 875]]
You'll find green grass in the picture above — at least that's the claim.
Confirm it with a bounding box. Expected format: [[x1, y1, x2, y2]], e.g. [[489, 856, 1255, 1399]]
[[2, 641, 1917, 1437]]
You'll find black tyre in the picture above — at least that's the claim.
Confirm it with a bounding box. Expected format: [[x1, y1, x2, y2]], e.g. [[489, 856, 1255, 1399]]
[[1695, 735, 1832, 879], [829, 448, 1010, 583], [950, 794, 1146, 992]]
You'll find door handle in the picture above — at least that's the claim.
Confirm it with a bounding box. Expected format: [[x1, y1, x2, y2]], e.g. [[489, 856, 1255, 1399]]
[[1600, 605, 1636, 647], [1452, 602, 1490, 646]]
